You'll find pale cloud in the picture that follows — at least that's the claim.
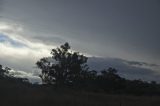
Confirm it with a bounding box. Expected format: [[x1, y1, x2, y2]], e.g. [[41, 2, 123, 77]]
[[0, 21, 91, 76], [0, 21, 53, 74], [8, 69, 41, 84]]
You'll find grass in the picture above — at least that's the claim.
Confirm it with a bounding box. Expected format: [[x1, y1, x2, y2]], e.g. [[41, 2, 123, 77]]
[[1, 79, 160, 106]]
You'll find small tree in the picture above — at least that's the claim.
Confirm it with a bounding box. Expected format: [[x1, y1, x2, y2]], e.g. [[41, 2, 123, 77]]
[[36, 43, 89, 85], [0, 64, 4, 76], [0, 65, 10, 78]]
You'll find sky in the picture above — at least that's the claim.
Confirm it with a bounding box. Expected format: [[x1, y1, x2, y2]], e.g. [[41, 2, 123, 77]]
[[0, 0, 160, 83]]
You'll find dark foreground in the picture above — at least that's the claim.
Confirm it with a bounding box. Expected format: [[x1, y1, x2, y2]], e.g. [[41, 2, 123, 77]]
[[1, 81, 160, 106], [1, 88, 160, 106]]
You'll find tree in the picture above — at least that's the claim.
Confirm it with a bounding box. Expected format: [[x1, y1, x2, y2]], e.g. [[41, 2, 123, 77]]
[[100, 67, 120, 81], [95, 68, 123, 92], [0, 64, 10, 77], [0, 64, 4, 76], [36, 42, 89, 86]]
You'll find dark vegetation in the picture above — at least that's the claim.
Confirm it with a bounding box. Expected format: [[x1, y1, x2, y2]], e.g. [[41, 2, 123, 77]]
[[1, 43, 160, 106], [36, 43, 160, 96]]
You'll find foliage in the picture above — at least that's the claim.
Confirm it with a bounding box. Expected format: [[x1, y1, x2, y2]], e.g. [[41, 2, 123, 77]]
[[0, 64, 10, 78], [36, 42, 89, 85]]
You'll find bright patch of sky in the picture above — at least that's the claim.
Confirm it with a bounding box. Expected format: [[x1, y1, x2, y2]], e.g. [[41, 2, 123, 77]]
[[0, 22, 53, 72], [0, 33, 27, 48]]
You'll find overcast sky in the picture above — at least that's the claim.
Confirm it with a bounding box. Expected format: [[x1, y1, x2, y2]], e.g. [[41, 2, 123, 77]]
[[0, 0, 160, 82]]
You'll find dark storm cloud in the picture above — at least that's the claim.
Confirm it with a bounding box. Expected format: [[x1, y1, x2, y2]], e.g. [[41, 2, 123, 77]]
[[33, 36, 67, 45], [0, 0, 3, 8], [124, 60, 159, 67], [2, 0, 159, 62], [0, 0, 3, 16], [88, 57, 160, 82]]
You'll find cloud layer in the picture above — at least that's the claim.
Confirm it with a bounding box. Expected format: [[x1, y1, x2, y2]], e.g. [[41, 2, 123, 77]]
[[8, 69, 41, 84], [1, 0, 160, 64], [88, 57, 160, 82], [0, 22, 53, 73]]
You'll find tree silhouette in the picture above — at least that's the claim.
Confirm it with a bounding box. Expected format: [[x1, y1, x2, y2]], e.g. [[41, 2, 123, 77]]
[[0, 64, 10, 77], [36, 42, 89, 86], [100, 67, 120, 81], [0, 64, 4, 76]]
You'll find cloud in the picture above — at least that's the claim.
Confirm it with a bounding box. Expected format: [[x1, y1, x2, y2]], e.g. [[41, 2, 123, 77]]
[[8, 69, 41, 84], [0, 33, 27, 48], [122, 60, 160, 72], [33, 35, 67, 45], [0, 22, 53, 73], [88, 57, 160, 82], [1, 1, 160, 65], [124, 61, 159, 67], [0, 0, 3, 12]]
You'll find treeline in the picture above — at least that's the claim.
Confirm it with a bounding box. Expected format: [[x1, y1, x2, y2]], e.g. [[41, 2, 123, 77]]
[[1, 43, 160, 96]]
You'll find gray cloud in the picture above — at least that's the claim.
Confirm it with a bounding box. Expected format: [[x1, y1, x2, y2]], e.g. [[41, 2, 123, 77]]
[[33, 36, 67, 45], [1, 0, 160, 63], [0, 0, 3, 10], [123, 60, 159, 67], [88, 57, 160, 82], [8, 69, 41, 84], [0, 55, 36, 73]]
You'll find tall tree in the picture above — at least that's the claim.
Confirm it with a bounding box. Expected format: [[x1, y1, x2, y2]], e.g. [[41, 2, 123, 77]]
[[36, 43, 89, 85]]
